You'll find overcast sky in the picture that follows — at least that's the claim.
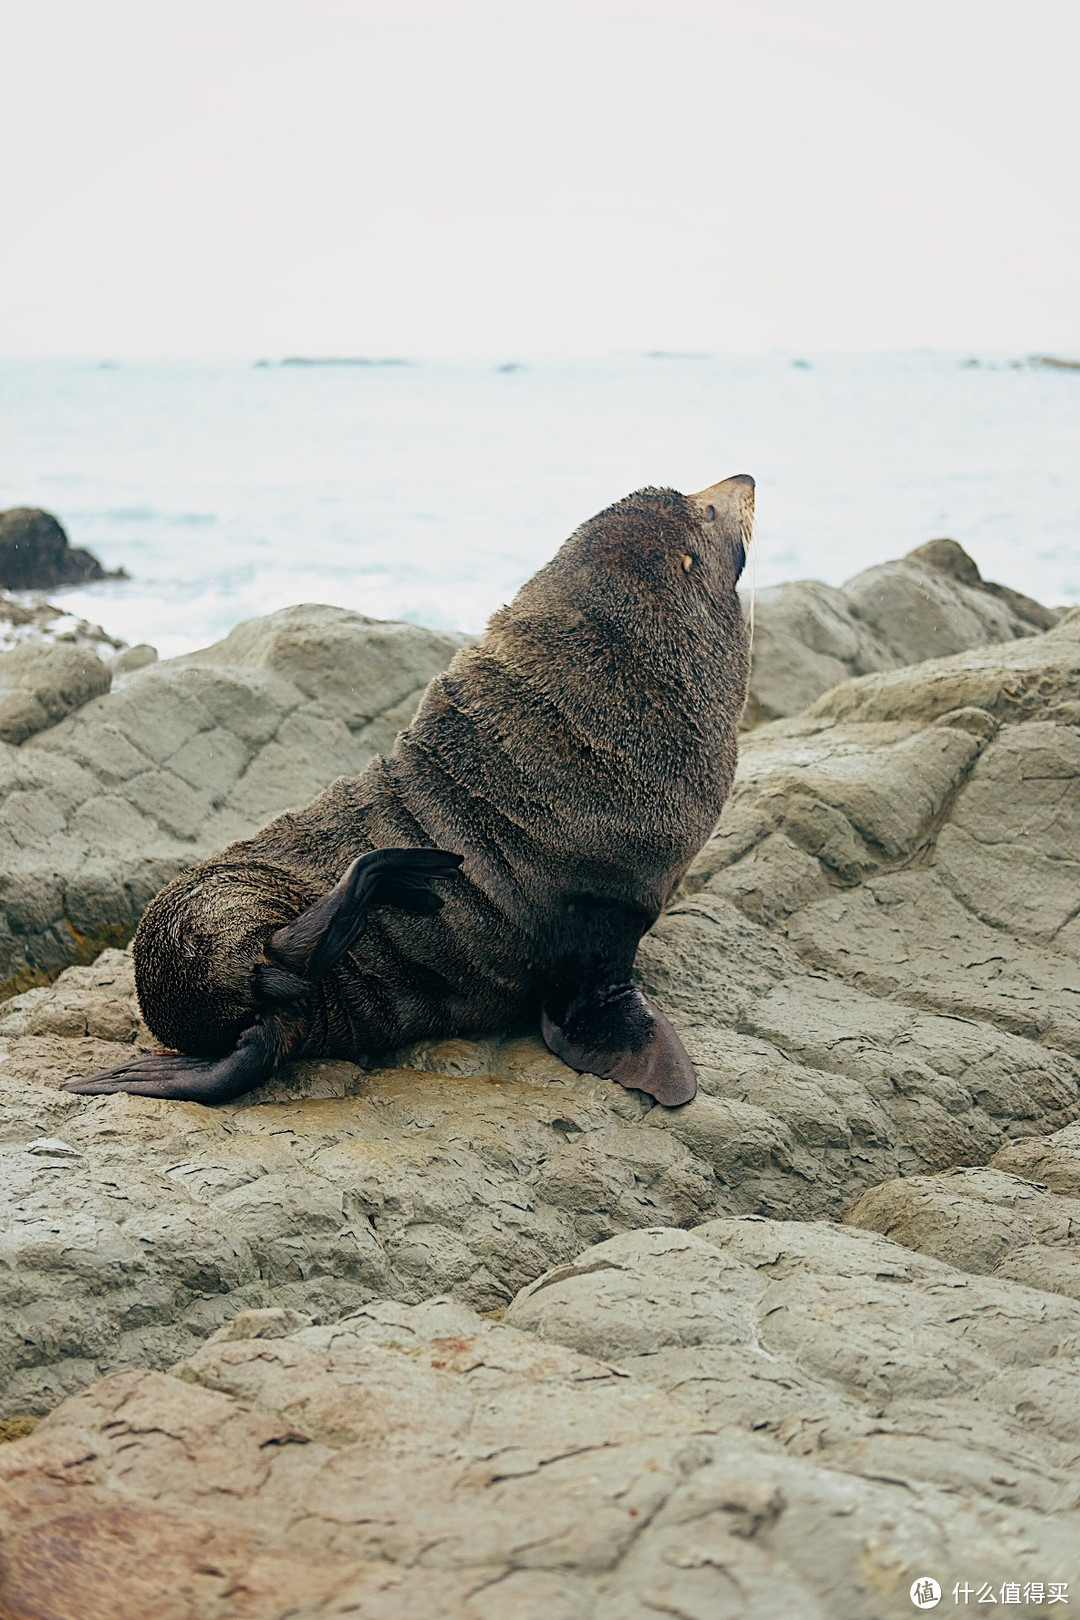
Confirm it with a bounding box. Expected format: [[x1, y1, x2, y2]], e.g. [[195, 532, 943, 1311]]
[[2, 0, 1078, 355]]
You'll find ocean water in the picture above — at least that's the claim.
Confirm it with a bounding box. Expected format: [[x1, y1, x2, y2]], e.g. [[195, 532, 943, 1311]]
[[1, 353, 1077, 659]]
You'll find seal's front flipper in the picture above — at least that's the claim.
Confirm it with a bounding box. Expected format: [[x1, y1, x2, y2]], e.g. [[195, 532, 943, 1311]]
[[269, 847, 463, 981], [541, 982, 697, 1107], [61, 1020, 282, 1104]]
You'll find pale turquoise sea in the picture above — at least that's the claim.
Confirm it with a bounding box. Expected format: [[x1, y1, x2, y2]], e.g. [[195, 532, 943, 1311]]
[[1, 353, 1077, 657]]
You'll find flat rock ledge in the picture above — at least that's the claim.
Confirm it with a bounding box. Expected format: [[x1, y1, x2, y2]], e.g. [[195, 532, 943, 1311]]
[[2, 1212, 1080, 1618]]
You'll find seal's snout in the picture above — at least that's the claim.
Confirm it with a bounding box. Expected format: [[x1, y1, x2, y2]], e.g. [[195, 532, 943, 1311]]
[[687, 475, 755, 576], [688, 473, 755, 528]]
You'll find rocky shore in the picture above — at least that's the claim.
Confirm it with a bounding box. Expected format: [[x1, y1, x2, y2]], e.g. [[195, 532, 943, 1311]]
[[1, 542, 1078, 1617]]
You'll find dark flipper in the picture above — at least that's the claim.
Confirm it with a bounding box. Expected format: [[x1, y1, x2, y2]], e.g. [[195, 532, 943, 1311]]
[[269, 847, 463, 981], [61, 1019, 283, 1103], [541, 981, 697, 1107]]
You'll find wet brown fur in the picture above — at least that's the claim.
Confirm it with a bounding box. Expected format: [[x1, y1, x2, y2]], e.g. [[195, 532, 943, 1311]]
[[131, 485, 751, 1071]]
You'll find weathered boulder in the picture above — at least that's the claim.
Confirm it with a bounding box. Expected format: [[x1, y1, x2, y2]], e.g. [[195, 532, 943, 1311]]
[[0, 507, 117, 591], [0, 604, 466, 993], [108, 642, 158, 676], [687, 609, 1080, 1052], [0, 641, 112, 746], [744, 536, 1057, 725], [1, 1219, 1077, 1619], [845, 1122, 1080, 1300], [990, 1120, 1080, 1196]]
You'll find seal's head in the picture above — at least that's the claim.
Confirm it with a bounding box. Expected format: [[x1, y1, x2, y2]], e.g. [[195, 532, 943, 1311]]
[[473, 474, 754, 846], [683, 472, 755, 588], [499, 475, 753, 714], [507, 473, 752, 629]]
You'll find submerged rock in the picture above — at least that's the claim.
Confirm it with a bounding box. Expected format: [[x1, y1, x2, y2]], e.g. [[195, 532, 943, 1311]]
[[0, 507, 121, 591]]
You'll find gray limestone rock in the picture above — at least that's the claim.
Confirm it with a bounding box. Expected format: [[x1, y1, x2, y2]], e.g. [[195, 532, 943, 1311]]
[[0, 557, 1061, 992], [0, 641, 111, 745], [0, 607, 1077, 1417], [108, 642, 158, 676], [1, 889, 1077, 1413], [1, 610, 1079, 1410], [991, 1121, 1080, 1197], [2, 1219, 1077, 1618], [0, 604, 465, 991], [845, 1126, 1080, 1301], [1, 568, 1080, 1615], [682, 613, 1080, 1066], [743, 537, 1059, 726]]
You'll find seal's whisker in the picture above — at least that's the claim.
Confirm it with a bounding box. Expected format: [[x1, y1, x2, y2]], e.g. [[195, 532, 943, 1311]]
[[741, 519, 757, 652]]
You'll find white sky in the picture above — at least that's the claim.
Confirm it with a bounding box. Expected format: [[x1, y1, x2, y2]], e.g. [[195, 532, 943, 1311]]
[[2, 0, 1078, 355]]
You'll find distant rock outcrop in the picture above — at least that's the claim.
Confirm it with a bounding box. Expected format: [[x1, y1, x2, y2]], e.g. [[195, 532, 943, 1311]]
[[0, 507, 122, 591]]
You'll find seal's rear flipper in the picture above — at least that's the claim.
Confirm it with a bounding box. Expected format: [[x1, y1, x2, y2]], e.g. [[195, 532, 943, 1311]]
[[541, 982, 697, 1107], [269, 847, 463, 981], [61, 1019, 283, 1104]]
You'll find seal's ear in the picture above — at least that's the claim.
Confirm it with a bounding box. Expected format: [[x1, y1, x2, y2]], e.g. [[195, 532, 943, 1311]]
[[541, 981, 697, 1107]]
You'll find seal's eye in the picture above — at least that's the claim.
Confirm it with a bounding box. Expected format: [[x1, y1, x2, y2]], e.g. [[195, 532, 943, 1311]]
[[681, 554, 695, 573], [704, 505, 716, 522]]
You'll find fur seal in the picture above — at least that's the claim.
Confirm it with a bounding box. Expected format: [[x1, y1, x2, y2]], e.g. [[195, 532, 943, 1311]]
[[64, 476, 754, 1108]]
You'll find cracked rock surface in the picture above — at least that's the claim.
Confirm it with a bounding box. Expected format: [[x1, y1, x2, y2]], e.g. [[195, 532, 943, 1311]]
[[845, 1123, 1080, 1300], [0, 547, 1058, 994], [744, 535, 1058, 726], [2, 575, 1080, 1615], [2, 611, 1079, 1412], [0, 604, 465, 993], [2, 1219, 1078, 1619]]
